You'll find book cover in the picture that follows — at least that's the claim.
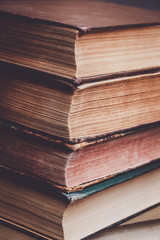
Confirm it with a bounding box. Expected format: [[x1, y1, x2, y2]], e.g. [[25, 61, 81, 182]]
[[0, 0, 160, 79]]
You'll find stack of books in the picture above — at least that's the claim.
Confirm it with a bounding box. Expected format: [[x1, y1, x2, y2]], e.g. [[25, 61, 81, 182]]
[[0, 1, 160, 239]]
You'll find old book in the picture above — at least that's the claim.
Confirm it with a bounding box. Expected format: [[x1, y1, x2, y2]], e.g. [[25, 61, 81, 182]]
[[0, 61, 160, 141], [1, 222, 160, 240], [0, 120, 160, 189], [0, 0, 160, 79], [1, 206, 160, 240], [89, 220, 160, 240], [0, 162, 160, 240]]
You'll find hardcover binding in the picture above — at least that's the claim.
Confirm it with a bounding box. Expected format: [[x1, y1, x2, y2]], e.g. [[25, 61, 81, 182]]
[[0, 1, 160, 32]]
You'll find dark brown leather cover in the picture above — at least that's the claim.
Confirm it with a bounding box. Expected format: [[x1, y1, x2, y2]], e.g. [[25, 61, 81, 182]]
[[0, 0, 160, 32]]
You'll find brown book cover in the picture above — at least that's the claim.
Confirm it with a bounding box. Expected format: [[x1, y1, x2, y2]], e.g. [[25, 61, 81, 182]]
[[0, 0, 160, 31], [0, 0, 160, 79]]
